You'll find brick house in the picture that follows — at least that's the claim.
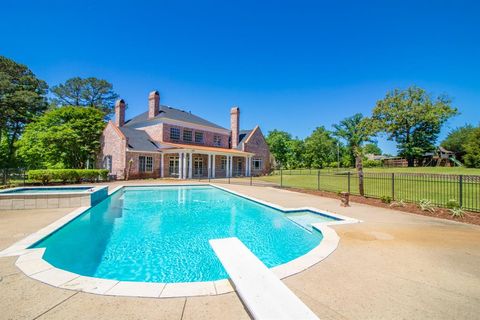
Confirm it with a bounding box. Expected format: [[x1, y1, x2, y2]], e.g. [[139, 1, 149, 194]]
[[98, 91, 271, 179]]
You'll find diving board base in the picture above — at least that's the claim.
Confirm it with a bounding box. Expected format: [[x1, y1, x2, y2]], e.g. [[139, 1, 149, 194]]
[[210, 237, 319, 320]]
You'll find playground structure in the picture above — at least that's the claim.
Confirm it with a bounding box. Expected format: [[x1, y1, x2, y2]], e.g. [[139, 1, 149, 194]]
[[382, 147, 463, 168]]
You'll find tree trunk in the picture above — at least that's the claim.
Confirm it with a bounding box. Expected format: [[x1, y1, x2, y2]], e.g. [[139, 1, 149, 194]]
[[356, 155, 365, 196], [407, 157, 415, 167]]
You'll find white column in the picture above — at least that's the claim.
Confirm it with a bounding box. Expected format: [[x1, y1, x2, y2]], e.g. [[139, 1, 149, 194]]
[[245, 156, 248, 176], [207, 154, 211, 178], [188, 153, 193, 179], [161, 153, 164, 178], [182, 152, 187, 179], [229, 155, 233, 177], [212, 155, 216, 178], [178, 153, 183, 179], [250, 156, 252, 176]]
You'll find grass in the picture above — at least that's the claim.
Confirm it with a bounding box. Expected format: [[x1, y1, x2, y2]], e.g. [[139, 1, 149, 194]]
[[259, 168, 480, 212]]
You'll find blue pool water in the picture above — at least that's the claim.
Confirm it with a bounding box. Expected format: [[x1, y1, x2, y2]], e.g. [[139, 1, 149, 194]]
[[32, 185, 337, 283], [1, 187, 92, 194]]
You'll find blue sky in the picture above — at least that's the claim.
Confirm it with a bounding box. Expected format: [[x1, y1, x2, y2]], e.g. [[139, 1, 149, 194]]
[[1, 0, 479, 154]]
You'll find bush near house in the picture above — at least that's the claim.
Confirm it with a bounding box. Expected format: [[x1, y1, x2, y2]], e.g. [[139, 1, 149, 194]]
[[27, 169, 109, 184]]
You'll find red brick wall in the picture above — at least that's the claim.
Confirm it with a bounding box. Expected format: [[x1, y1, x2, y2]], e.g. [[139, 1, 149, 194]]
[[98, 122, 127, 179], [162, 123, 229, 148], [125, 152, 161, 179], [137, 123, 163, 141], [243, 127, 271, 175]]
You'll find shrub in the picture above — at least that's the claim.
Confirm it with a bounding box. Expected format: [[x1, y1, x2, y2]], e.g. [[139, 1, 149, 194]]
[[380, 195, 392, 204], [28, 170, 53, 185], [446, 199, 460, 209], [363, 160, 382, 168], [449, 207, 465, 218], [390, 199, 406, 208], [418, 199, 435, 213], [27, 169, 109, 184]]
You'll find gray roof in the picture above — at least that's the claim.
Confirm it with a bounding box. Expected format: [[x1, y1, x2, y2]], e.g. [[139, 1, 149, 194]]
[[119, 126, 160, 152], [124, 105, 227, 130], [237, 129, 253, 150]]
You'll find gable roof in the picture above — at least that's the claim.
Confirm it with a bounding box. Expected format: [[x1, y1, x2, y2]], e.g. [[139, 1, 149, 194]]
[[119, 126, 160, 152], [237, 129, 253, 150], [124, 105, 227, 130]]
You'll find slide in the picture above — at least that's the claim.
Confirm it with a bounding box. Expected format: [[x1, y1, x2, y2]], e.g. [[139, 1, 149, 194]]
[[450, 156, 463, 167]]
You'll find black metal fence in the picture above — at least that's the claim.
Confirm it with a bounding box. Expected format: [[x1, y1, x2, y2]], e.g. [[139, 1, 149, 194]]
[[0, 168, 27, 186], [197, 169, 480, 212], [270, 170, 480, 212]]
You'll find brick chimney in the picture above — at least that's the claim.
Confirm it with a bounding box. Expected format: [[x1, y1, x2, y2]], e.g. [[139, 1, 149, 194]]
[[114, 99, 125, 127], [148, 91, 160, 119], [230, 106, 240, 148]]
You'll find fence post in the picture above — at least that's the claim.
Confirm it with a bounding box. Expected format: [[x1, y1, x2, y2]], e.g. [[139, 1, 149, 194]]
[[317, 170, 320, 190], [23, 169, 26, 186], [459, 175, 463, 208], [280, 169, 283, 187], [391, 173, 395, 201], [348, 171, 351, 193]]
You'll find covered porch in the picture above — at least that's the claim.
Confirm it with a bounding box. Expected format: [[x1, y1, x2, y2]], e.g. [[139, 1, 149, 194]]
[[159, 144, 254, 179]]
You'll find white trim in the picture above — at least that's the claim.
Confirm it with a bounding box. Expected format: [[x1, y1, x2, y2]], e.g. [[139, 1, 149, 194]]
[[125, 149, 159, 154], [2, 183, 359, 298], [161, 118, 230, 135]]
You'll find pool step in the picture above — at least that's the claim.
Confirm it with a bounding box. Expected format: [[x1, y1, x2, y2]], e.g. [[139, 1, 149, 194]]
[[209, 237, 319, 320]]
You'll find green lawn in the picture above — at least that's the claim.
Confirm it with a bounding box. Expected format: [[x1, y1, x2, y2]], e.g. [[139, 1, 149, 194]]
[[259, 168, 480, 212]]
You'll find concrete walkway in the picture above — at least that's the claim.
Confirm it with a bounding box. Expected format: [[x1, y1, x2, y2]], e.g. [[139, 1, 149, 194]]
[[1, 180, 479, 319]]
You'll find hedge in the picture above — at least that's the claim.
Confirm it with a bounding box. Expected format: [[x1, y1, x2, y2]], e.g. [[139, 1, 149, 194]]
[[27, 169, 109, 184]]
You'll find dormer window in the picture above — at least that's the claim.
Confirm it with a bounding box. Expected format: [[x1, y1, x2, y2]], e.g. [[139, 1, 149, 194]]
[[213, 135, 222, 147], [183, 129, 193, 142], [195, 132, 204, 143], [170, 127, 180, 140]]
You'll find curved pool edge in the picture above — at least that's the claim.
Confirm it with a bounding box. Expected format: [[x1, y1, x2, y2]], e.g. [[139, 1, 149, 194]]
[[2, 183, 360, 298]]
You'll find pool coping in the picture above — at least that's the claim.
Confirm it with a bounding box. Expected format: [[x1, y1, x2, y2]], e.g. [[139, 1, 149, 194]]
[[0, 183, 360, 298]]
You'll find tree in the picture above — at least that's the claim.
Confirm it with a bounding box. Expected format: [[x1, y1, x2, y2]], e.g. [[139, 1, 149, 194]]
[[286, 138, 306, 169], [0, 56, 48, 170], [372, 86, 457, 167], [266, 130, 292, 168], [51, 77, 119, 116], [17, 106, 106, 169], [441, 124, 476, 161], [333, 113, 373, 195], [463, 127, 480, 168], [304, 126, 338, 169], [363, 143, 382, 155]]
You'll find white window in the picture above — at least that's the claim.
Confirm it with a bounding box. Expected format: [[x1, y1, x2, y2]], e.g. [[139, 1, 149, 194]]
[[183, 129, 192, 142], [253, 158, 262, 170], [221, 156, 227, 170], [213, 135, 222, 147], [139, 156, 153, 172], [195, 131, 204, 143], [169, 156, 179, 176], [103, 155, 112, 173], [193, 157, 203, 176], [170, 127, 180, 140]]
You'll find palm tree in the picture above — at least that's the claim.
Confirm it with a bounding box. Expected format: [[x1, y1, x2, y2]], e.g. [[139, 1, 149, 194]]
[[333, 113, 373, 196]]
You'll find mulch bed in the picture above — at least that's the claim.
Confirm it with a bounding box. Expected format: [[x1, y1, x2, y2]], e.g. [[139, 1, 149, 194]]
[[277, 187, 480, 226]]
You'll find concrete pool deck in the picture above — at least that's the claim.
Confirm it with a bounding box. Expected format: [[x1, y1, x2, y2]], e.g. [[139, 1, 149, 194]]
[[1, 180, 480, 319]]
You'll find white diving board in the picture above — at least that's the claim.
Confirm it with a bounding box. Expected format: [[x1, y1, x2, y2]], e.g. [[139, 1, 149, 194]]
[[209, 237, 320, 320]]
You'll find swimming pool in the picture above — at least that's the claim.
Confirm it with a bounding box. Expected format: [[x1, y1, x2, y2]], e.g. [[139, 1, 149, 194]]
[[0, 186, 108, 210], [31, 185, 339, 283], [0, 186, 92, 194]]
